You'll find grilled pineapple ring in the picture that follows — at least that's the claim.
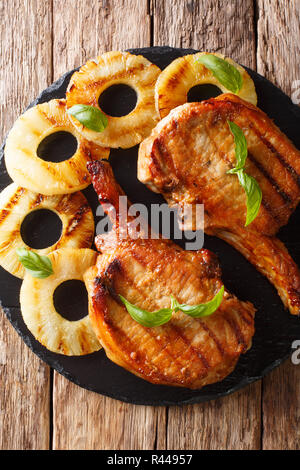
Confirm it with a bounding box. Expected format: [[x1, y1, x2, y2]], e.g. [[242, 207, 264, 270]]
[[20, 248, 101, 356], [155, 52, 257, 118], [66, 51, 161, 149], [0, 183, 95, 278], [5, 99, 109, 195]]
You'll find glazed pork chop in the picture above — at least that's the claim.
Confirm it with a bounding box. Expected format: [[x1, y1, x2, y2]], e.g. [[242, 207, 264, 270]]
[[138, 94, 300, 315], [84, 160, 255, 389]]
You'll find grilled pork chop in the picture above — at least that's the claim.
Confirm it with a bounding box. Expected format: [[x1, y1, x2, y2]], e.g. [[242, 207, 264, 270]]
[[138, 94, 300, 315], [84, 160, 255, 389]]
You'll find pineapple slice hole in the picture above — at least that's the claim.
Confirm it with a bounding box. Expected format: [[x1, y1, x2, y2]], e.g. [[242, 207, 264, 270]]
[[20, 208, 63, 249], [98, 84, 137, 117], [53, 279, 88, 322], [37, 130, 78, 163], [187, 84, 222, 103]]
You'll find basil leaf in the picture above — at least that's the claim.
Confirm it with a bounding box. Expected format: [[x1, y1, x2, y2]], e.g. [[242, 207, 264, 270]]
[[237, 170, 262, 226], [16, 247, 53, 279], [120, 286, 224, 327], [197, 54, 243, 93], [225, 121, 262, 226], [119, 295, 172, 328], [170, 285, 224, 318], [67, 104, 108, 132], [226, 120, 248, 173]]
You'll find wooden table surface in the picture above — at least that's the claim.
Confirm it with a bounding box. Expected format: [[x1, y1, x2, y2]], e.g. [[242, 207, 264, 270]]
[[0, 0, 299, 450]]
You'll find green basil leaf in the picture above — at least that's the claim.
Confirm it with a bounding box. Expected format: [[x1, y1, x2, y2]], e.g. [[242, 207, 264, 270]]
[[119, 295, 172, 328], [225, 121, 262, 225], [120, 286, 224, 327], [67, 104, 108, 132], [170, 285, 224, 318], [16, 247, 54, 279], [237, 170, 262, 226], [197, 55, 243, 93], [226, 120, 248, 173]]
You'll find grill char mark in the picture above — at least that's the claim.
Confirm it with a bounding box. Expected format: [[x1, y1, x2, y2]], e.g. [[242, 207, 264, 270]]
[[247, 151, 292, 206], [169, 324, 210, 371], [223, 314, 247, 351], [199, 321, 225, 356], [64, 203, 90, 236], [0, 187, 25, 224], [150, 136, 179, 192], [249, 124, 300, 188]]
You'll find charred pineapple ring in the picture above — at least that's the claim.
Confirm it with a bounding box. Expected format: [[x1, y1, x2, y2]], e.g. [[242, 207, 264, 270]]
[[5, 99, 109, 195], [20, 248, 101, 356], [0, 183, 95, 278], [66, 51, 161, 149], [155, 52, 257, 118]]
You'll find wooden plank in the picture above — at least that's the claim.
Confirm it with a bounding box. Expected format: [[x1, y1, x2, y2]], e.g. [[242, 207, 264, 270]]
[[53, 0, 151, 81], [166, 384, 261, 450], [262, 361, 300, 450], [0, 0, 53, 124], [257, 0, 300, 96], [51, 0, 164, 450], [96, 0, 151, 53], [257, 0, 300, 451], [0, 0, 52, 449], [53, 374, 165, 450], [152, 0, 262, 450], [152, 0, 256, 67], [0, 312, 50, 449]]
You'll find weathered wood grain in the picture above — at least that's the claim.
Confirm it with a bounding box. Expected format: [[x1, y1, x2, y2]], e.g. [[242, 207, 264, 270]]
[[152, 0, 261, 451], [51, 0, 163, 451], [262, 361, 300, 450], [0, 0, 52, 450], [166, 384, 261, 450], [257, 0, 300, 96], [0, 316, 50, 450], [0, 0, 53, 123], [52, 0, 151, 81], [52, 0, 101, 80], [257, 0, 300, 450], [96, 0, 151, 53], [151, 0, 256, 68], [53, 374, 166, 450]]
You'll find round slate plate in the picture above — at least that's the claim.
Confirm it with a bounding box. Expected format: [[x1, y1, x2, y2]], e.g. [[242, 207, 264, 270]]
[[1, 47, 300, 406]]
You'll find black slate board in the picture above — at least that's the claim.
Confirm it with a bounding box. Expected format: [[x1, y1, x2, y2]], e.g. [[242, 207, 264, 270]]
[[1, 47, 300, 406]]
